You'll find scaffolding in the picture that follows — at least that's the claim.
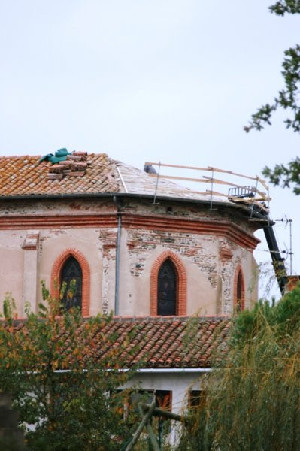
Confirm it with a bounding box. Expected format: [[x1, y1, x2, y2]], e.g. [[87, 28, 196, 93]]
[[144, 161, 270, 214]]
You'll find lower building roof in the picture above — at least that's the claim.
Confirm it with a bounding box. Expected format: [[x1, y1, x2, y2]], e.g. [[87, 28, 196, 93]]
[[7, 316, 231, 369]]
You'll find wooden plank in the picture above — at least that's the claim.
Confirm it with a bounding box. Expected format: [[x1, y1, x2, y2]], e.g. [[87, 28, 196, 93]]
[[125, 399, 156, 451], [138, 403, 160, 451], [149, 173, 259, 189], [258, 179, 269, 190], [203, 177, 269, 196], [202, 176, 237, 187], [228, 196, 271, 202], [204, 166, 265, 184], [148, 174, 216, 184], [144, 405, 189, 423], [229, 198, 269, 211], [202, 175, 259, 189], [145, 161, 211, 171]]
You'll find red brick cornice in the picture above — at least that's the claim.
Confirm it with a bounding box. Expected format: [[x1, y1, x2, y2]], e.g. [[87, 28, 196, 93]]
[[122, 214, 259, 250], [50, 249, 90, 316], [0, 214, 117, 229], [0, 212, 259, 250], [150, 250, 187, 316]]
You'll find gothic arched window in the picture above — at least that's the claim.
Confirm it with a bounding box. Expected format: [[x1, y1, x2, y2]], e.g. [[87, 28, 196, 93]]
[[60, 256, 83, 311], [235, 269, 244, 312], [157, 259, 177, 316]]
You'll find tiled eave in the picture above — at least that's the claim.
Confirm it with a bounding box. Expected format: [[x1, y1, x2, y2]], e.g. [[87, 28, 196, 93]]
[[3, 316, 231, 369]]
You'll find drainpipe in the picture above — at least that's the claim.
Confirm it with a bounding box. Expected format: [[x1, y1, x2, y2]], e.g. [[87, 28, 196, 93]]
[[114, 197, 122, 315]]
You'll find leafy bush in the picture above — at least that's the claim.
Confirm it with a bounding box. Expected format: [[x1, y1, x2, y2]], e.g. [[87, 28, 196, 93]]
[[0, 286, 136, 450], [179, 284, 300, 450]]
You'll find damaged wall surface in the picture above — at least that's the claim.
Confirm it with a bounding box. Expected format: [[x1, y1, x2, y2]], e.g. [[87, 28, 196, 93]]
[[0, 190, 259, 318]]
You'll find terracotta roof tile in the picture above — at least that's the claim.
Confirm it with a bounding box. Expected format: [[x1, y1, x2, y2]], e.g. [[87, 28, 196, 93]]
[[0, 152, 223, 201], [91, 316, 231, 368], [0, 154, 120, 196], [3, 316, 231, 369]]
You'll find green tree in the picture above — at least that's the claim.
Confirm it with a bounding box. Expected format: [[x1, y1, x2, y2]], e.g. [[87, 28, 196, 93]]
[[0, 285, 135, 450], [179, 284, 300, 450], [262, 157, 300, 195], [244, 1, 300, 194]]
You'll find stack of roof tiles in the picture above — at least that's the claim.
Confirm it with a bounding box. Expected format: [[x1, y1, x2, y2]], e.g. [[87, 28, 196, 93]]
[[47, 152, 89, 180]]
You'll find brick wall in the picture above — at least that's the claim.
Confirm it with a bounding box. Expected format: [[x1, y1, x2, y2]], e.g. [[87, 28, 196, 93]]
[[0, 196, 259, 317]]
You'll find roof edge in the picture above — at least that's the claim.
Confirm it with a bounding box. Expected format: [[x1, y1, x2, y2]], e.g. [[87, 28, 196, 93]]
[[0, 191, 251, 209], [0, 192, 268, 224]]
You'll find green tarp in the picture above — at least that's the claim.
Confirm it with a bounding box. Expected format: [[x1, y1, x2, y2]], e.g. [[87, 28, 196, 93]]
[[40, 148, 70, 164]]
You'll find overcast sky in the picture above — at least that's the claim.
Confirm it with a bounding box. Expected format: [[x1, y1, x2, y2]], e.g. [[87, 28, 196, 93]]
[[0, 0, 299, 297]]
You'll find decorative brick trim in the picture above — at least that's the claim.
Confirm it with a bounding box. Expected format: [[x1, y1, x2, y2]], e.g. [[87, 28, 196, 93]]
[[219, 244, 233, 261], [0, 214, 117, 230], [122, 214, 260, 250], [0, 213, 259, 250], [22, 233, 39, 250], [233, 265, 245, 312], [150, 251, 186, 316], [50, 249, 90, 316]]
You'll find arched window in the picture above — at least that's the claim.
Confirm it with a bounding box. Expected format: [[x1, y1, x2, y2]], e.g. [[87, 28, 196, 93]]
[[157, 259, 177, 316], [51, 249, 90, 316], [150, 251, 186, 316], [60, 256, 83, 311], [235, 268, 245, 312]]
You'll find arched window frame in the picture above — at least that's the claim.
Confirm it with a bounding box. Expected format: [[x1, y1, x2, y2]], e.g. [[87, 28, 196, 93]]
[[234, 265, 245, 312], [150, 251, 186, 316], [51, 249, 90, 316]]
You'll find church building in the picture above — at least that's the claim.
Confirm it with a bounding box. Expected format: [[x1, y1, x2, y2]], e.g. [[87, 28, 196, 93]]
[[0, 150, 264, 319]]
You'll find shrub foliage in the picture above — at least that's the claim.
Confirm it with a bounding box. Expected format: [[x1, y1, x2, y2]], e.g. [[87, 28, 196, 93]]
[[180, 284, 300, 450], [0, 284, 135, 450]]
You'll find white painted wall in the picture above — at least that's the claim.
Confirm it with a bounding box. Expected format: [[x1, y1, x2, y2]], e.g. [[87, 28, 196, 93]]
[[122, 369, 208, 447]]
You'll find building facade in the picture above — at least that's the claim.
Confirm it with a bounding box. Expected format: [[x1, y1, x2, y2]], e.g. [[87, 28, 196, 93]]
[[0, 152, 262, 319]]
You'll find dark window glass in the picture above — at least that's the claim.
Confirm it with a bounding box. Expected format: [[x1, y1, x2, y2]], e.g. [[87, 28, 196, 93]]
[[237, 271, 243, 312], [157, 259, 177, 316], [188, 390, 206, 411], [60, 256, 82, 311]]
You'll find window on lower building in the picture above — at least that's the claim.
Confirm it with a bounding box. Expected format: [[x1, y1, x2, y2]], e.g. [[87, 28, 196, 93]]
[[155, 390, 172, 411], [60, 256, 83, 311], [128, 390, 172, 447], [157, 259, 177, 315], [188, 390, 206, 412]]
